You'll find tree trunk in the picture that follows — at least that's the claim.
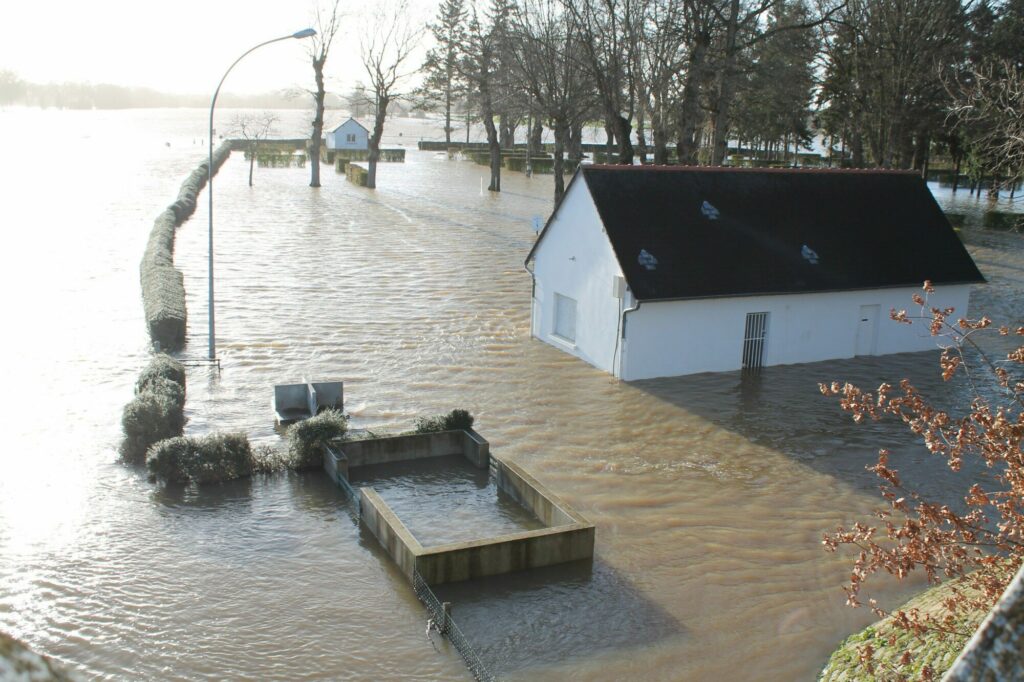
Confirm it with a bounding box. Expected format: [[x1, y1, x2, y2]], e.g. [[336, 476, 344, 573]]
[[366, 96, 388, 190], [310, 57, 326, 188], [482, 110, 501, 192], [499, 116, 516, 149], [444, 87, 453, 144], [604, 123, 615, 163], [636, 104, 648, 165], [530, 119, 543, 151], [676, 35, 709, 165], [249, 147, 256, 187], [952, 155, 961, 193], [553, 123, 567, 204], [614, 114, 634, 165]]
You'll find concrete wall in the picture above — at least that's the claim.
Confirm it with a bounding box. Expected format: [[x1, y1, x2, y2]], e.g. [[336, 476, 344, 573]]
[[338, 430, 489, 470], [329, 430, 594, 586], [530, 176, 625, 374], [359, 488, 423, 581], [492, 457, 581, 527], [414, 523, 595, 585], [619, 284, 973, 380]]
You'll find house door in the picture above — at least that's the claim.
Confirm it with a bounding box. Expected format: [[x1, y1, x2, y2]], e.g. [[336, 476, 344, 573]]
[[742, 312, 769, 369], [855, 304, 879, 356]]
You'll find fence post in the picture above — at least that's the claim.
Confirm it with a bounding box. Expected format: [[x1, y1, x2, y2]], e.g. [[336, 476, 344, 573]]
[[442, 602, 452, 636]]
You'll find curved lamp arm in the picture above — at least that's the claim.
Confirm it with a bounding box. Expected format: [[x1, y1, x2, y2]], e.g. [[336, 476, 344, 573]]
[[207, 28, 316, 360]]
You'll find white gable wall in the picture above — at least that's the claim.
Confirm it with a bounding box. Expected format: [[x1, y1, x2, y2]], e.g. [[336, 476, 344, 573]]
[[531, 179, 625, 373], [619, 284, 973, 380]]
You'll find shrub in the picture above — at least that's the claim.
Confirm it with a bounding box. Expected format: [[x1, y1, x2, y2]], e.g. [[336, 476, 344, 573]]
[[136, 354, 185, 393], [414, 409, 474, 434], [287, 410, 348, 470], [146, 432, 253, 485], [120, 354, 186, 464], [120, 389, 185, 464]]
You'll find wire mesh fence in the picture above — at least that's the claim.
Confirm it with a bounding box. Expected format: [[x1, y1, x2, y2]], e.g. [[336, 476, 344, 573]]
[[334, 472, 361, 523], [413, 569, 496, 682], [329, 470, 494, 679]]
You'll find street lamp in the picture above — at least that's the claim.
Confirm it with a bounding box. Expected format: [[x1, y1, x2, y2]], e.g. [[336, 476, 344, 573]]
[[207, 28, 316, 360]]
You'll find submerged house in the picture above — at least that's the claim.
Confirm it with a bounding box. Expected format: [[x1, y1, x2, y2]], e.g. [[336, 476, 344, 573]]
[[325, 117, 369, 151], [525, 166, 985, 381]]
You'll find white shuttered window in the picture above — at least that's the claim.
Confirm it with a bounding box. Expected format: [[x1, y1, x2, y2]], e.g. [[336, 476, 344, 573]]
[[553, 293, 577, 343]]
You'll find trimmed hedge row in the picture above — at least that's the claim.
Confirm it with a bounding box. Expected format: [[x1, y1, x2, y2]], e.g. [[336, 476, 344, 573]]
[[346, 163, 369, 187], [140, 142, 231, 351], [147, 432, 253, 485], [120, 354, 187, 464]]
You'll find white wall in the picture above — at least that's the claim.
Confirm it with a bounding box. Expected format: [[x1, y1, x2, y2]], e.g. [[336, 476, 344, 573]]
[[618, 285, 974, 380], [531, 179, 625, 373]]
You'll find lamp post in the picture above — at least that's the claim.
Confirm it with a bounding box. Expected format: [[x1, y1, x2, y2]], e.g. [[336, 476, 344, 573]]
[[207, 28, 316, 360]]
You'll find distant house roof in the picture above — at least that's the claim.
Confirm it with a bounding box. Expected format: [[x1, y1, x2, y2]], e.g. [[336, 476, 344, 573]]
[[528, 166, 985, 301], [329, 117, 369, 134]]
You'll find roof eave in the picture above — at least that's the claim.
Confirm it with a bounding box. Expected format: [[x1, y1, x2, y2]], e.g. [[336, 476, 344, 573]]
[[632, 278, 987, 304]]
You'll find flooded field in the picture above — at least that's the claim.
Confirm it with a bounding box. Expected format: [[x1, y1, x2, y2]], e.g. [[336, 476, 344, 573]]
[[0, 107, 1022, 681]]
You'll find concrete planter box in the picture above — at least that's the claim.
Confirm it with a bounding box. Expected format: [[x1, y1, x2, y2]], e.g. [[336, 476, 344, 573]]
[[324, 430, 594, 585]]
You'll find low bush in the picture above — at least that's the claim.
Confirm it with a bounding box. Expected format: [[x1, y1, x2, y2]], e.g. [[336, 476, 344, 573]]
[[287, 409, 348, 470], [120, 354, 186, 464], [136, 354, 186, 394], [414, 409, 474, 434], [146, 432, 253, 485]]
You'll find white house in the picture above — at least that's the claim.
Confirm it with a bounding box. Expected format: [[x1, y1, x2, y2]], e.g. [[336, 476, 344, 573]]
[[525, 166, 985, 381], [325, 118, 369, 151]]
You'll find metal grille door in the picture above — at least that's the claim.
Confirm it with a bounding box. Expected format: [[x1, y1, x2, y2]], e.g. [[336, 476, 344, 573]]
[[742, 312, 769, 369]]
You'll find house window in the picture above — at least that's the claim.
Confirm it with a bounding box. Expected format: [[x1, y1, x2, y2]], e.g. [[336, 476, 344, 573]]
[[346, 133, 356, 142], [553, 293, 577, 343], [742, 312, 769, 369]]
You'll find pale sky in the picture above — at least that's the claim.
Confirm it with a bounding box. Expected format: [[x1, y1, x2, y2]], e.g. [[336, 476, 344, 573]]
[[0, 0, 431, 95]]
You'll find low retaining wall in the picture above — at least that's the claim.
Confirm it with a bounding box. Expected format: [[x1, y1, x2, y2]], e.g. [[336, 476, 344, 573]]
[[326, 430, 594, 585], [140, 141, 231, 350]]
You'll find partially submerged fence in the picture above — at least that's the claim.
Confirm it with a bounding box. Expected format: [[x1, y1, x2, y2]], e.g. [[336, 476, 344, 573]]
[[330, 463, 496, 681]]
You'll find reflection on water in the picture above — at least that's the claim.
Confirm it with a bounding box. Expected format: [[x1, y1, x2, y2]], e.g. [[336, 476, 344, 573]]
[[0, 107, 1022, 681], [350, 455, 544, 546]]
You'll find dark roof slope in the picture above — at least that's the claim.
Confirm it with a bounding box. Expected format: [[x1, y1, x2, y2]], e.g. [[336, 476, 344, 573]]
[[568, 166, 983, 301]]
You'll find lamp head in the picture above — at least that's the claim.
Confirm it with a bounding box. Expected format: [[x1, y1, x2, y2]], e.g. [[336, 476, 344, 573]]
[[293, 28, 317, 39]]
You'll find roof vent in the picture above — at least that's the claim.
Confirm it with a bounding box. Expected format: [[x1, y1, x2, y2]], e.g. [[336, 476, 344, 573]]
[[801, 244, 819, 265], [638, 249, 658, 271], [701, 201, 720, 220]]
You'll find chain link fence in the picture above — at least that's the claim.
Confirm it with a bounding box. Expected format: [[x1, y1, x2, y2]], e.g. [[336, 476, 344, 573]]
[[331, 473, 496, 680], [413, 569, 496, 682]]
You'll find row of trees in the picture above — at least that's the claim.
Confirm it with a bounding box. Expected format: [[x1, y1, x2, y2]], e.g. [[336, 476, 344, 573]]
[[403, 0, 1023, 202]]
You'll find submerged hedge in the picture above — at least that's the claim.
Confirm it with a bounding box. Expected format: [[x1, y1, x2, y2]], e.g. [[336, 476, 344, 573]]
[[288, 409, 349, 470], [120, 354, 186, 465], [414, 409, 474, 434], [141, 142, 231, 351], [147, 432, 254, 485]]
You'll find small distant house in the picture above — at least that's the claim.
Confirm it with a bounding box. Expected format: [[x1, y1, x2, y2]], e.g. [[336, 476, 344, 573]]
[[525, 166, 985, 381], [325, 118, 369, 151]]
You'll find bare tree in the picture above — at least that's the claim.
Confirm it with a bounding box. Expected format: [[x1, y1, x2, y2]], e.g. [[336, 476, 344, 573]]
[[231, 112, 279, 186], [307, 0, 342, 188], [461, 1, 508, 192], [564, 0, 641, 164], [511, 0, 595, 202], [949, 60, 1024, 190], [359, 1, 423, 189]]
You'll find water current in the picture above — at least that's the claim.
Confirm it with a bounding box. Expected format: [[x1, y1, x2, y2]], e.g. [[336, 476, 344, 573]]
[[0, 107, 1021, 681]]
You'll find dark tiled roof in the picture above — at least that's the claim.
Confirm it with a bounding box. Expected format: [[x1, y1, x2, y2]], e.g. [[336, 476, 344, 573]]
[[564, 166, 984, 301]]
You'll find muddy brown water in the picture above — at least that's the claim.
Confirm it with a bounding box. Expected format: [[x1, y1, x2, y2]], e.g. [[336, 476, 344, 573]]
[[0, 108, 1021, 680]]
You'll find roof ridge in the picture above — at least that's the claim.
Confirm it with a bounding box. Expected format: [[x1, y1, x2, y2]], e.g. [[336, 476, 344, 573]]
[[583, 164, 920, 175]]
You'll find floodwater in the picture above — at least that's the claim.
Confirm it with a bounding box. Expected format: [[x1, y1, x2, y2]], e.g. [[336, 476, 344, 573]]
[[350, 455, 544, 546], [0, 107, 1022, 681]]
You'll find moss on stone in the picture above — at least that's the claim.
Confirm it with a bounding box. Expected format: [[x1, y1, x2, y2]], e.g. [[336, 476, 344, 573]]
[[819, 579, 988, 681]]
